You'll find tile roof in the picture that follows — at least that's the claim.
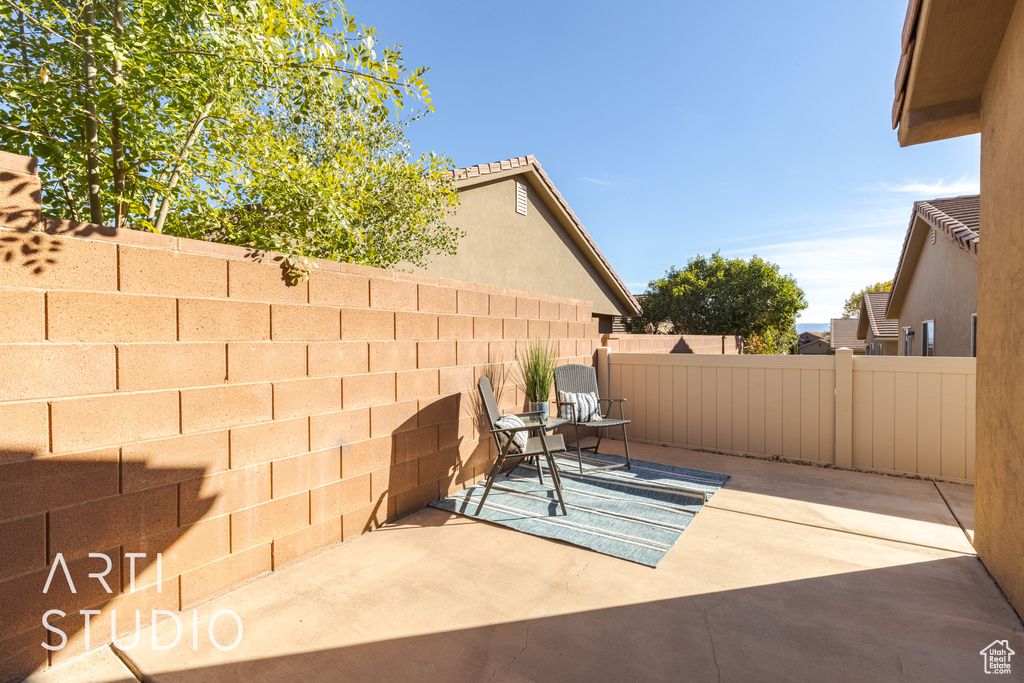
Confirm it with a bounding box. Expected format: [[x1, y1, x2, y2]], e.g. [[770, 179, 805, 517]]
[[453, 156, 640, 316], [830, 318, 866, 351], [914, 194, 980, 253], [888, 194, 980, 318], [861, 291, 900, 339]]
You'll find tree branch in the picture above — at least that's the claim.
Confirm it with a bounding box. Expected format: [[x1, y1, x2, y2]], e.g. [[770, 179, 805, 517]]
[[157, 50, 418, 89], [151, 93, 215, 232], [2, 0, 86, 54], [81, 0, 104, 224]]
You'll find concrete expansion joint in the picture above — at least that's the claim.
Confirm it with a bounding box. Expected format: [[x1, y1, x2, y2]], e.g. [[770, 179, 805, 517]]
[[107, 643, 144, 681], [932, 481, 974, 549], [707, 505, 978, 557]]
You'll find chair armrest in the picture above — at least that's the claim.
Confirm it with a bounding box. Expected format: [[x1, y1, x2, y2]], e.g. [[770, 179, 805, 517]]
[[513, 410, 545, 418], [554, 400, 577, 422], [489, 424, 539, 435], [596, 397, 627, 420]]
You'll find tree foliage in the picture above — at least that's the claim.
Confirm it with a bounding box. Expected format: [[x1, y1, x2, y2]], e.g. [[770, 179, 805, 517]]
[[0, 0, 460, 273], [842, 280, 892, 318], [623, 253, 807, 354]]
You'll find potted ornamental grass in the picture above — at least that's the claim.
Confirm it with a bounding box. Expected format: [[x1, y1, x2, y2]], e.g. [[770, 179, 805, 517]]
[[516, 339, 557, 421]]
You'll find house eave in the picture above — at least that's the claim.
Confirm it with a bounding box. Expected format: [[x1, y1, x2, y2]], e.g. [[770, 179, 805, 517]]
[[893, 0, 1015, 147]]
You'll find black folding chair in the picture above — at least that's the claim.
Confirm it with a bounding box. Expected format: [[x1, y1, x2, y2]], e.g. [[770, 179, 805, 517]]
[[474, 377, 567, 516], [553, 364, 632, 474]]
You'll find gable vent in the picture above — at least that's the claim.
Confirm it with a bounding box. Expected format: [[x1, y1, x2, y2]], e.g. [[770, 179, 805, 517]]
[[931, 228, 936, 244], [515, 181, 527, 216]]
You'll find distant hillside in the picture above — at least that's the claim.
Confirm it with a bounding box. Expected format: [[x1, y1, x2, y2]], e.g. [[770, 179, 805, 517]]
[[796, 322, 831, 333]]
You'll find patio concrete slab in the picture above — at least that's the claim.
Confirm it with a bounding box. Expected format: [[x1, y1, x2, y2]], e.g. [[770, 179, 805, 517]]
[[25, 645, 137, 683], [118, 447, 1020, 682], [936, 481, 975, 544], [597, 440, 976, 555]]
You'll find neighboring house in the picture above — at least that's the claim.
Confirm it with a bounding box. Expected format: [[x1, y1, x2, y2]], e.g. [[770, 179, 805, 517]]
[[885, 195, 979, 357], [611, 294, 646, 333], [609, 294, 675, 334], [857, 291, 899, 355], [797, 331, 830, 355], [829, 318, 866, 354], [413, 156, 641, 331]]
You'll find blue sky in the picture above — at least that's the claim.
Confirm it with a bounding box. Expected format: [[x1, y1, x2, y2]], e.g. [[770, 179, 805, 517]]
[[346, 0, 980, 323]]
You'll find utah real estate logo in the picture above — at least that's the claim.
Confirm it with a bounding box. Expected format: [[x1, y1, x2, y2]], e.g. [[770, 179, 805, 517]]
[[980, 640, 1015, 675]]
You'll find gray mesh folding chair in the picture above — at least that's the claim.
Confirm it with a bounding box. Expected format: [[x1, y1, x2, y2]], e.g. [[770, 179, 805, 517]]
[[554, 364, 632, 474], [475, 377, 567, 516]]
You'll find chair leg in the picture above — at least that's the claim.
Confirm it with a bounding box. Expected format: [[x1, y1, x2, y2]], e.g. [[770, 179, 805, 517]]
[[539, 438, 567, 516], [572, 422, 584, 474], [593, 433, 602, 455], [475, 455, 505, 515], [546, 450, 567, 515], [622, 424, 632, 470], [536, 455, 546, 485]]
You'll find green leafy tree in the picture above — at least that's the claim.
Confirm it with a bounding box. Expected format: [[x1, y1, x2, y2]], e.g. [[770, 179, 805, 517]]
[[0, 0, 459, 273], [842, 280, 893, 318], [624, 253, 807, 354]]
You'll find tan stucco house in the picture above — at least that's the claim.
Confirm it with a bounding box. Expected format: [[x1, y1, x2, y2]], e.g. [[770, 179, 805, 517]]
[[857, 291, 899, 355], [894, 0, 1023, 616], [414, 156, 641, 331], [797, 331, 830, 355], [829, 317, 866, 354], [885, 195, 979, 357]]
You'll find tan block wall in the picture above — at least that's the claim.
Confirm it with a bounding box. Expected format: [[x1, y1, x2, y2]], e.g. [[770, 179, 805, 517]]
[[602, 334, 743, 354], [977, 0, 1024, 619], [0, 155, 601, 679]]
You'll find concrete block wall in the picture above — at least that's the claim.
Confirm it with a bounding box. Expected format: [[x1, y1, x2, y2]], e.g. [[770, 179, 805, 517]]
[[602, 334, 743, 354], [0, 153, 602, 679]]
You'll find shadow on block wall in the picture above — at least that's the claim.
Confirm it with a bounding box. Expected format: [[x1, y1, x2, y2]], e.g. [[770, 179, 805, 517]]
[[0, 445, 218, 682], [385, 393, 475, 523], [0, 162, 60, 276]]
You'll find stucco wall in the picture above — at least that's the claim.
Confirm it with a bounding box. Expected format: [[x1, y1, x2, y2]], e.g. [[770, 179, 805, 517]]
[[414, 175, 629, 321], [864, 331, 898, 356], [976, 0, 1024, 620], [894, 216, 978, 357], [0, 154, 602, 679], [798, 339, 830, 355]]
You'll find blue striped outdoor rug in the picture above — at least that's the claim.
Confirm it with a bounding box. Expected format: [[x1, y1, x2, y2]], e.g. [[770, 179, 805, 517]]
[[430, 453, 728, 567]]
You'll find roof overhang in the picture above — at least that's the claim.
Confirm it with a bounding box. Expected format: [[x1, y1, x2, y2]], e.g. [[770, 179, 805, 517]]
[[454, 157, 641, 316], [893, 0, 1016, 146], [888, 212, 930, 317]]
